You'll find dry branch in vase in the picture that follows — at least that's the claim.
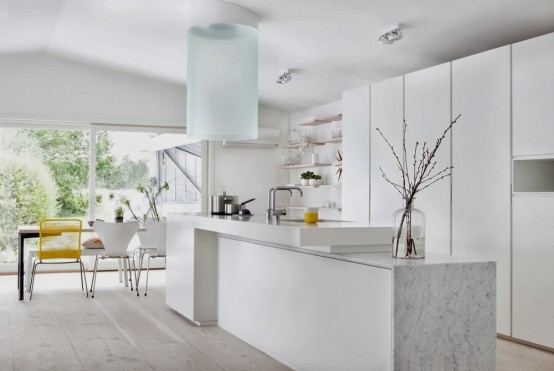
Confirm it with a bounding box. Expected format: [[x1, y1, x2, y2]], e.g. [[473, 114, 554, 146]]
[[376, 114, 461, 257]]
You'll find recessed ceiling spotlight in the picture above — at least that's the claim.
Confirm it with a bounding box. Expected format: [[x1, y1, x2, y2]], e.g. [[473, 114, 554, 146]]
[[378, 23, 403, 45], [276, 70, 292, 84]]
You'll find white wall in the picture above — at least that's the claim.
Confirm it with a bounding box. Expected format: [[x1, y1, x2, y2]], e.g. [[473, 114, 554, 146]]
[[0, 52, 186, 126], [212, 105, 290, 215]]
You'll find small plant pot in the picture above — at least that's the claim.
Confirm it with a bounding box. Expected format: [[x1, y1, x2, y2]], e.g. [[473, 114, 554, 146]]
[[301, 179, 309, 186], [115, 217, 124, 223], [309, 179, 320, 186]]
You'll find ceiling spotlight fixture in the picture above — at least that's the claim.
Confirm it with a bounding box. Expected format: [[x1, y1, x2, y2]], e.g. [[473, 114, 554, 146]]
[[378, 23, 402, 45], [276, 70, 292, 84]]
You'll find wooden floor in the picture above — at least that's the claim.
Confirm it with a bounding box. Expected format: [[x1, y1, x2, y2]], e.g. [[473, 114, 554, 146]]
[[0, 271, 552, 371]]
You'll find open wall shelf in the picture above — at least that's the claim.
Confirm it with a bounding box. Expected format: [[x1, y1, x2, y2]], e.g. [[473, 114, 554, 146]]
[[277, 163, 332, 169], [297, 114, 343, 126]]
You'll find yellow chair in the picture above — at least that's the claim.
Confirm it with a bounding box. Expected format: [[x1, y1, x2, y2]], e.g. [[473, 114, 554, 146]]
[[29, 219, 88, 300]]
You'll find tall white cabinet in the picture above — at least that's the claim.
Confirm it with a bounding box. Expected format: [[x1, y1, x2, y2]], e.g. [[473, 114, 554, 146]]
[[513, 32, 554, 157], [369, 76, 404, 226], [451, 46, 512, 335], [512, 196, 554, 348], [404, 63, 452, 255], [511, 32, 554, 348], [342, 86, 371, 222]]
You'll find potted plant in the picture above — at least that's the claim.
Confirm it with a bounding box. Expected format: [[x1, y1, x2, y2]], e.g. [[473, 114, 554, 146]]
[[120, 181, 169, 225], [300, 171, 314, 186], [309, 174, 322, 186], [114, 206, 124, 223]]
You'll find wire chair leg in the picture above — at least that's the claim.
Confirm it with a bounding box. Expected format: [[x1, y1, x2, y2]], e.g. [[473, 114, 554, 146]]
[[133, 254, 140, 297], [145, 255, 152, 296], [79, 260, 84, 291], [92, 256, 100, 298], [29, 261, 39, 300], [136, 250, 142, 287], [80, 260, 89, 298], [126, 257, 134, 292], [90, 255, 99, 293]]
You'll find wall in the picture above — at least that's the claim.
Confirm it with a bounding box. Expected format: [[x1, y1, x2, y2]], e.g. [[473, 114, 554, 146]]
[[288, 100, 343, 220], [0, 52, 186, 126], [211, 105, 291, 215]]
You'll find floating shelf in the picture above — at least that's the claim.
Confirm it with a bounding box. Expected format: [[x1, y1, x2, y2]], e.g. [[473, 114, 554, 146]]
[[286, 184, 342, 189], [281, 142, 325, 149], [297, 114, 342, 127], [277, 163, 332, 169], [319, 138, 342, 144]]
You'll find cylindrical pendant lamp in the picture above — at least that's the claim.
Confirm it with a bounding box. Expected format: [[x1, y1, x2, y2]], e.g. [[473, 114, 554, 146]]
[[186, 0, 259, 141]]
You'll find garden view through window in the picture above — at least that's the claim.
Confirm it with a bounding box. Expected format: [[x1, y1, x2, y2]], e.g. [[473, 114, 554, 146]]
[[0, 126, 201, 266]]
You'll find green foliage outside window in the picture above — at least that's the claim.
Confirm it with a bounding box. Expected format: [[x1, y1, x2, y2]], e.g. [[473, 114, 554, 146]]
[[0, 153, 57, 262], [0, 128, 149, 263]]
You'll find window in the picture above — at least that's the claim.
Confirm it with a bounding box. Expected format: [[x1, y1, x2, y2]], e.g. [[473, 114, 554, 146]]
[[0, 127, 89, 264], [0, 124, 202, 269]]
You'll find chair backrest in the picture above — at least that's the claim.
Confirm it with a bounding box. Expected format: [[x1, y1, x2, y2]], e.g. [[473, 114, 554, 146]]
[[39, 219, 82, 260], [145, 221, 167, 255], [94, 221, 139, 256]]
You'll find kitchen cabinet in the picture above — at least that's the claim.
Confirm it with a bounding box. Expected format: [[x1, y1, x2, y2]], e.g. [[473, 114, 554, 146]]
[[369, 77, 404, 225], [342, 85, 370, 222], [452, 45, 512, 335], [513, 32, 554, 157], [404, 62, 451, 255], [512, 195, 554, 348]]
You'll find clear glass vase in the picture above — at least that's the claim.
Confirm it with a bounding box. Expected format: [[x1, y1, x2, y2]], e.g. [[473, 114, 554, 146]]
[[392, 205, 425, 258]]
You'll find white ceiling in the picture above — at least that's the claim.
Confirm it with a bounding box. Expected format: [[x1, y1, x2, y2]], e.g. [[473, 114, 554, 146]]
[[1, 0, 553, 112]]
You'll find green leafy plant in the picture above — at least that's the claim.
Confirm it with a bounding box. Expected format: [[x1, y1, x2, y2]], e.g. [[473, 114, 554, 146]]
[[312, 174, 322, 180], [115, 206, 124, 218], [300, 171, 315, 180]]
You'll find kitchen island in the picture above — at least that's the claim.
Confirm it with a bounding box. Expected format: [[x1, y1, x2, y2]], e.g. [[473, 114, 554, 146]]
[[166, 213, 496, 371]]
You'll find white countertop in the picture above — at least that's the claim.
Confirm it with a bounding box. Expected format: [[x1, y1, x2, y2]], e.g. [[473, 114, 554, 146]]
[[170, 213, 391, 253], [170, 213, 493, 267]]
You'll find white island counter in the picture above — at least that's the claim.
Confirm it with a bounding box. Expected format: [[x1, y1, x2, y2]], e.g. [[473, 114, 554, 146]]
[[166, 213, 496, 371]]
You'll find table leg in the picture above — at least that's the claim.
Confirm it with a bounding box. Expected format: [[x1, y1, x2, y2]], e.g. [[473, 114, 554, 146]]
[[18, 234, 24, 300]]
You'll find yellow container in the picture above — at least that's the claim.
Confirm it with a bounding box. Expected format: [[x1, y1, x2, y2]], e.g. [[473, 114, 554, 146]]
[[304, 207, 319, 223]]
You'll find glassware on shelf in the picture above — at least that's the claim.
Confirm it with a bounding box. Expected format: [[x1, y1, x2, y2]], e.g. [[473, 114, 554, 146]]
[[331, 124, 342, 139], [294, 149, 302, 165], [300, 126, 314, 144], [288, 129, 300, 145]]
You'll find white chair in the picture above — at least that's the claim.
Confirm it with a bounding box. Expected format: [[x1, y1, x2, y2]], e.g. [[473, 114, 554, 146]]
[[134, 221, 166, 296], [91, 220, 139, 298]]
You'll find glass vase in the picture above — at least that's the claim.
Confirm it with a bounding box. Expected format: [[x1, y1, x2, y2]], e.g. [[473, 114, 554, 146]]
[[392, 205, 425, 258]]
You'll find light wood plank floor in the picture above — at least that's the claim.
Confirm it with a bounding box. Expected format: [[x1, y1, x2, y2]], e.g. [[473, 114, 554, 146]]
[[0, 271, 552, 370]]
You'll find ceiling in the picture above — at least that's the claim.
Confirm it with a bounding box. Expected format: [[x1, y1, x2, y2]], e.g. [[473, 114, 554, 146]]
[[1, 0, 553, 112]]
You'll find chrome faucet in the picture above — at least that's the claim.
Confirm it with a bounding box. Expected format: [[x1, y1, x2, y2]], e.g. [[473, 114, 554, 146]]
[[267, 186, 303, 222]]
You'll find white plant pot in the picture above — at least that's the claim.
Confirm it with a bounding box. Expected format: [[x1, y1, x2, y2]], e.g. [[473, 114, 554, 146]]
[[301, 179, 309, 186], [309, 179, 320, 186]]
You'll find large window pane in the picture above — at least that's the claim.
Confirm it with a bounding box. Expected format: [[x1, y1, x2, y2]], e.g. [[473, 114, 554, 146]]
[[94, 131, 152, 223], [0, 127, 89, 263]]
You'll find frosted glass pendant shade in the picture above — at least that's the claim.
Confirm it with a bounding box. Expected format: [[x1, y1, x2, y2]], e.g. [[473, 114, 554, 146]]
[[186, 0, 259, 141]]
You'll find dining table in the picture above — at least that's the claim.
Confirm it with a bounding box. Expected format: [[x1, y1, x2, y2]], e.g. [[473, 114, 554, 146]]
[[17, 224, 145, 300]]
